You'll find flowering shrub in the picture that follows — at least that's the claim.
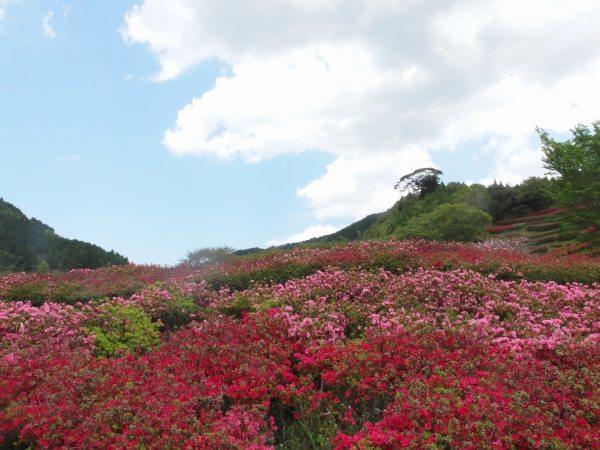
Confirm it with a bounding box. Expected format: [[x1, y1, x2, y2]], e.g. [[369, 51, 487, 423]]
[[0, 265, 180, 305], [204, 268, 600, 356], [0, 301, 94, 363], [2, 240, 599, 307], [203, 239, 599, 286], [124, 282, 207, 331], [0, 240, 598, 448], [325, 332, 598, 449], [475, 237, 526, 251], [1, 314, 294, 448], [84, 303, 160, 357]]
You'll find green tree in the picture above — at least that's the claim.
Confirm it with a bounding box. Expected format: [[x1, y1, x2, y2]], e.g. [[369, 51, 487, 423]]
[[35, 260, 50, 273], [394, 168, 443, 198], [514, 176, 555, 214], [486, 182, 518, 221], [1, 198, 128, 272], [538, 122, 600, 234], [182, 246, 236, 267], [453, 184, 492, 212], [398, 203, 491, 242]]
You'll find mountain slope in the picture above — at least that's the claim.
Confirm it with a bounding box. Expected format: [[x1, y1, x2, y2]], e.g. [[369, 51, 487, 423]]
[[487, 207, 598, 256], [305, 178, 598, 255], [0, 198, 128, 271]]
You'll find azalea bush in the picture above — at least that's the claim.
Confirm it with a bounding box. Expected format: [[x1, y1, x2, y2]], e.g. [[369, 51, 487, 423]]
[[0, 265, 181, 305], [85, 303, 160, 357], [0, 239, 599, 448], [1, 241, 599, 307]]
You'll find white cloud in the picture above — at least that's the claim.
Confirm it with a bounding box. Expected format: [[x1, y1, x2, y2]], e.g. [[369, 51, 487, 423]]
[[0, 0, 12, 21], [42, 10, 56, 38], [267, 224, 339, 247], [57, 153, 80, 162], [298, 150, 434, 221], [123, 0, 600, 219]]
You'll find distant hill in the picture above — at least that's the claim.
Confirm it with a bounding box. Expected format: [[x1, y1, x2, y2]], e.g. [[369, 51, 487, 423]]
[[305, 213, 383, 244], [292, 178, 545, 243], [279, 177, 597, 256], [0, 198, 128, 271]]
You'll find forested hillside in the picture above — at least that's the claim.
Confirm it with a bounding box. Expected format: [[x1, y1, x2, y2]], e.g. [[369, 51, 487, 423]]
[[350, 177, 554, 240], [307, 124, 599, 255], [0, 198, 128, 271]]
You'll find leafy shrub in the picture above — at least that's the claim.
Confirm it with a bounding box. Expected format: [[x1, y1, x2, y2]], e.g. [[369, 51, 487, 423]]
[[156, 295, 199, 331], [530, 234, 559, 245], [557, 230, 579, 241], [452, 183, 492, 212], [1, 249, 599, 448], [128, 284, 201, 331], [206, 263, 321, 291], [219, 295, 256, 318], [86, 303, 160, 357], [3, 281, 51, 306], [399, 203, 492, 242], [540, 122, 600, 237]]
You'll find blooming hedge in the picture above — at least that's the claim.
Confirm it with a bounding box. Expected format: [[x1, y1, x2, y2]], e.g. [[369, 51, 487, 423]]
[[0, 240, 599, 448], [2, 240, 599, 306]]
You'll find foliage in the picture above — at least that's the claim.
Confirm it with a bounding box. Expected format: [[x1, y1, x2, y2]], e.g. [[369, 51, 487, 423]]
[[1, 254, 598, 448], [451, 183, 492, 212], [0, 264, 179, 305], [35, 260, 50, 273], [182, 246, 236, 266], [398, 203, 492, 242], [363, 183, 464, 239], [514, 176, 555, 214], [85, 303, 160, 357], [394, 167, 443, 198], [354, 177, 558, 243], [2, 241, 599, 309], [0, 198, 128, 272], [486, 182, 519, 221], [127, 284, 202, 331], [539, 122, 600, 239], [309, 213, 383, 243]]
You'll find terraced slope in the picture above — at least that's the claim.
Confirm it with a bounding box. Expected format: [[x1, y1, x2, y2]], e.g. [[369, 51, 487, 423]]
[[486, 207, 598, 256]]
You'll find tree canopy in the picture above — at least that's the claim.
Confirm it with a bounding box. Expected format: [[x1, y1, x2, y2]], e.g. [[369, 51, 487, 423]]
[[394, 168, 443, 198], [182, 247, 236, 267], [539, 122, 600, 235], [0, 198, 128, 272], [398, 203, 492, 242]]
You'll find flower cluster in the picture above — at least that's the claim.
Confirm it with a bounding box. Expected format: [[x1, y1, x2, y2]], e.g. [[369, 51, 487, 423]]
[[2, 240, 598, 306], [208, 267, 599, 356], [474, 237, 527, 251], [0, 240, 598, 448]]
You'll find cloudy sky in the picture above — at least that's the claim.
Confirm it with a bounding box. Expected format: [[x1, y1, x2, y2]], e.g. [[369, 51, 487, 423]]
[[1, 0, 599, 263]]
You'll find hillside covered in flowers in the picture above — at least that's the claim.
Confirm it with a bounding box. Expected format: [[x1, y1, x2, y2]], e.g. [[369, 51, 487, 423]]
[[1, 240, 599, 449]]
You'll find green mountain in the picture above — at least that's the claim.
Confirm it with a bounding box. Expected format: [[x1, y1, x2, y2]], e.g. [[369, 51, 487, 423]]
[[302, 176, 597, 256], [302, 178, 549, 242], [0, 198, 128, 271]]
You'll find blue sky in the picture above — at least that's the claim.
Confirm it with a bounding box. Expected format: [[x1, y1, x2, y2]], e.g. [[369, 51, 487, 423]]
[[1, 1, 599, 264], [0, 1, 334, 264]]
